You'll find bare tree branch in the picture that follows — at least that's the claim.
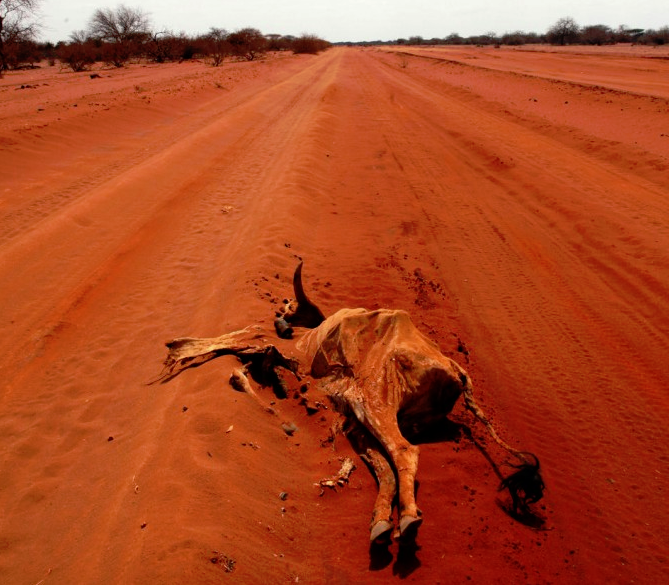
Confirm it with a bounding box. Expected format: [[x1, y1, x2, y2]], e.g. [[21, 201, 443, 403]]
[[0, 0, 42, 72], [88, 4, 151, 43]]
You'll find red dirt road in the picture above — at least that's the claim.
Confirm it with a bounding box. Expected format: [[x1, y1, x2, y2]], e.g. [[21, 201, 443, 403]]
[[1, 46, 668, 583]]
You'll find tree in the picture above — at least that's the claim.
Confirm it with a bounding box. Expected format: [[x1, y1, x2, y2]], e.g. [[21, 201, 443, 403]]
[[227, 27, 267, 60], [87, 4, 150, 66], [546, 17, 579, 45], [204, 27, 230, 66], [444, 33, 464, 45], [88, 4, 150, 43], [58, 31, 96, 71], [0, 0, 41, 73], [581, 25, 613, 45]]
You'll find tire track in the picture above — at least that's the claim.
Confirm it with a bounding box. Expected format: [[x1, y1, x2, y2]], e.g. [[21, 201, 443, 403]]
[[324, 49, 669, 582], [0, 51, 343, 385], [0, 58, 310, 248], [1, 47, 668, 584], [0, 49, 351, 585]]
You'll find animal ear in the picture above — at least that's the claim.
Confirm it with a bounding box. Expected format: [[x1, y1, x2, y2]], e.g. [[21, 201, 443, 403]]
[[284, 262, 326, 328]]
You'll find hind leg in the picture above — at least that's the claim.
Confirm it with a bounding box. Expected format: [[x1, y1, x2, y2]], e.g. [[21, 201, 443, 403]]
[[346, 424, 397, 542], [355, 409, 421, 539], [360, 446, 396, 543]]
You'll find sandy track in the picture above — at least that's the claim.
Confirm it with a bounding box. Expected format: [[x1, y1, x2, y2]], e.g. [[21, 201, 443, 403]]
[[386, 44, 669, 98], [0, 47, 668, 583]]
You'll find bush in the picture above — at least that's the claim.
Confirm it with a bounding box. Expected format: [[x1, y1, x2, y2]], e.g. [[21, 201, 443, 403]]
[[500, 31, 525, 46], [57, 41, 97, 71], [581, 25, 614, 45], [227, 28, 267, 60], [639, 27, 669, 45], [291, 34, 330, 54], [100, 41, 131, 67], [146, 31, 196, 62], [266, 34, 294, 51], [3, 39, 41, 69], [202, 28, 231, 66]]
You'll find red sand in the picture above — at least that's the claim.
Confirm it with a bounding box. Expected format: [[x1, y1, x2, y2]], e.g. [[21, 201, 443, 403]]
[[1, 46, 668, 583]]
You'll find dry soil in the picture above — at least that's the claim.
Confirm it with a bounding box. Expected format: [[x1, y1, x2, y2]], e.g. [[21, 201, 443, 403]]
[[1, 45, 668, 584]]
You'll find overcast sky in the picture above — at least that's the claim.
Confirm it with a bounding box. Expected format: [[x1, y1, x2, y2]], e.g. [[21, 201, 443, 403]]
[[40, 0, 668, 44]]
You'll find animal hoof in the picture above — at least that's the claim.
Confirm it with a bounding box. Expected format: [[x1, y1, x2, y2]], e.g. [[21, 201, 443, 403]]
[[370, 520, 394, 544], [274, 317, 294, 339], [398, 515, 422, 541]]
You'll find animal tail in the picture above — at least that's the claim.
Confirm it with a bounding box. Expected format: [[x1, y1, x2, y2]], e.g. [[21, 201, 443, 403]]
[[462, 377, 546, 513], [461, 379, 530, 465]]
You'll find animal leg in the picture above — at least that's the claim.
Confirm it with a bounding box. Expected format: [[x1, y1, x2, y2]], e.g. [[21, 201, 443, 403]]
[[346, 422, 396, 543], [360, 411, 421, 539], [359, 447, 396, 543]]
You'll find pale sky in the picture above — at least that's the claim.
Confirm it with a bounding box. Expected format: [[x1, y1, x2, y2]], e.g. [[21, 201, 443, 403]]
[[40, 0, 668, 44]]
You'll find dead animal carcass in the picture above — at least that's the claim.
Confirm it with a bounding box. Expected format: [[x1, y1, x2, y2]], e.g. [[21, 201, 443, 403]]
[[154, 262, 545, 543]]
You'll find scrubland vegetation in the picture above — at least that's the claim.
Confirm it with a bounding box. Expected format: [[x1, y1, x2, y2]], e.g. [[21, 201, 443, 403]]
[[0, 2, 330, 74], [1, 1, 668, 74], [352, 18, 668, 48], [360, 18, 669, 48]]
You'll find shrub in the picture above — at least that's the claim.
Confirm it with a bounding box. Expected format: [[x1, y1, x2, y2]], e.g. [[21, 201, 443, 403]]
[[266, 34, 294, 51], [202, 28, 231, 66], [57, 41, 96, 71], [639, 27, 669, 45], [146, 31, 196, 62], [501, 31, 530, 46], [3, 39, 41, 69], [581, 25, 614, 45], [100, 41, 131, 67], [291, 34, 330, 54], [227, 28, 267, 60]]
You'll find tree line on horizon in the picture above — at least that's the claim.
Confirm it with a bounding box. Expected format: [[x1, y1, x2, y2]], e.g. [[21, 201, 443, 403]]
[[2, 3, 669, 74], [348, 18, 669, 48], [0, 2, 330, 73]]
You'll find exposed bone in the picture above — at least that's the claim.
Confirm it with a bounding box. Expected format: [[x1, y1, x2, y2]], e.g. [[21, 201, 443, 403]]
[[318, 457, 356, 490], [230, 367, 255, 395], [229, 368, 274, 415], [150, 326, 300, 391], [150, 326, 261, 383]]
